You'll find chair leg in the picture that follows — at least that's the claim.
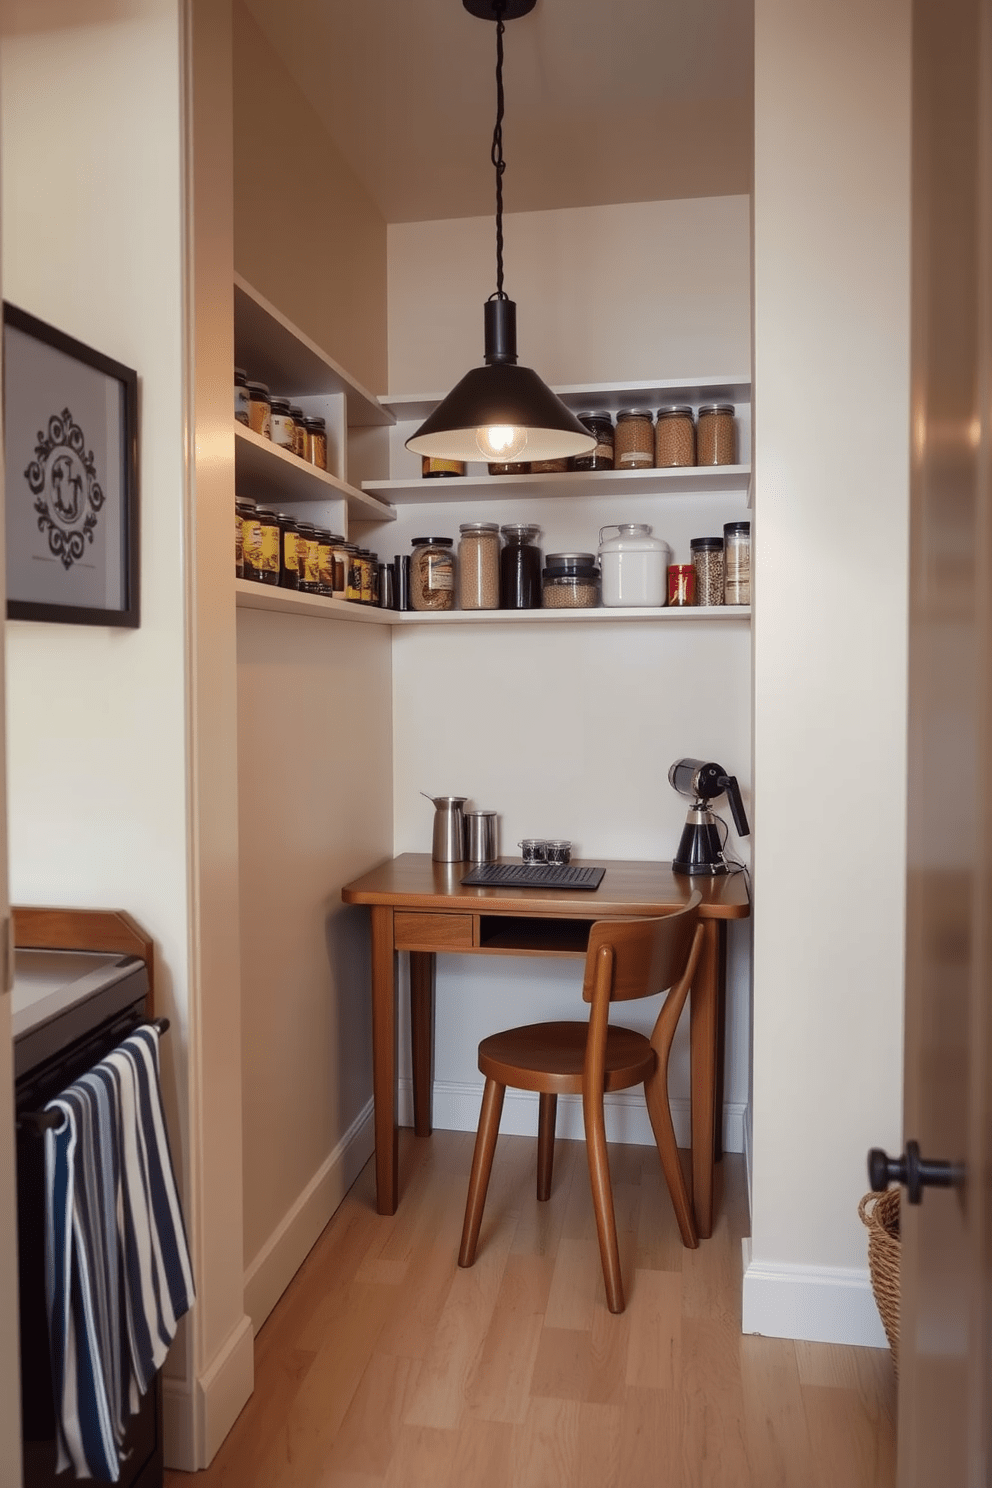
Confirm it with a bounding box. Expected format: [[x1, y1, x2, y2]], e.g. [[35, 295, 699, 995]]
[[582, 1089, 624, 1313], [537, 1093, 557, 1201], [644, 1066, 698, 1249], [459, 1078, 506, 1268]]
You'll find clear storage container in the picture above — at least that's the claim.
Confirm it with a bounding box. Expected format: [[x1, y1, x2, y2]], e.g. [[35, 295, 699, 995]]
[[458, 523, 501, 610]]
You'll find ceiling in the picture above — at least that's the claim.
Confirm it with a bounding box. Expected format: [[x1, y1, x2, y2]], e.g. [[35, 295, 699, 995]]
[[243, 0, 754, 224]]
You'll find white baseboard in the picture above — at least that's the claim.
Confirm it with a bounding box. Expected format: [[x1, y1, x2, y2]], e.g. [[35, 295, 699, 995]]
[[741, 1238, 888, 1348], [398, 1077, 747, 1155], [163, 1312, 254, 1470], [243, 1099, 375, 1333]]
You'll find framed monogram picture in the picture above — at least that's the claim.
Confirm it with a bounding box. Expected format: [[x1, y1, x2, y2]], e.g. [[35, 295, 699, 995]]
[[3, 303, 139, 626]]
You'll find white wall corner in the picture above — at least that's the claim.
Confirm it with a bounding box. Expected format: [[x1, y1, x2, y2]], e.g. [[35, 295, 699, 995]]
[[163, 1311, 254, 1471], [243, 1099, 375, 1334], [741, 1244, 889, 1349], [399, 1078, 748, 1156]]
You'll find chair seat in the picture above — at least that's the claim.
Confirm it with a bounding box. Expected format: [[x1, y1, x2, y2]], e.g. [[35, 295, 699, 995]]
[[479, 1020, 655, 1095]]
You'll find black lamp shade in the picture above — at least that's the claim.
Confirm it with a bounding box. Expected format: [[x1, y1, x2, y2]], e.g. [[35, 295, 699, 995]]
[[406, 363, 596, 462]]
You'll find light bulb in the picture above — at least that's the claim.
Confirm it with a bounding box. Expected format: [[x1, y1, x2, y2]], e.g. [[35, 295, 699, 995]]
[[475, 424, 528, 461]]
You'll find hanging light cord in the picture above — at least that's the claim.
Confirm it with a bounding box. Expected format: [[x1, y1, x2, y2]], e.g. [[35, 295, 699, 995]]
[[490, 0, 508, 301]]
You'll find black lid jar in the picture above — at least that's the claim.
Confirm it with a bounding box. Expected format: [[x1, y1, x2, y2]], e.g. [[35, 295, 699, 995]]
[[254, 508, 281, 586], [572, 411, 614, 471], [275, 511, 300, 590], [499, 524, 542, 609]]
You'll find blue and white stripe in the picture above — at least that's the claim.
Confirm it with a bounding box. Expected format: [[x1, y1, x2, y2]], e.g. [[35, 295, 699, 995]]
[[43, 1025, 195, 1480]]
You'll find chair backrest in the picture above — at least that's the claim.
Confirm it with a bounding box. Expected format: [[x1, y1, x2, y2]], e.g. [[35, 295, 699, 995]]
[[580, 891, 703, 1005]]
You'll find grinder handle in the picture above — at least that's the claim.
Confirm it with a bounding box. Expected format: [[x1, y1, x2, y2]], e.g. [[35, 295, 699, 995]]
[[721, 775, 750, 838]]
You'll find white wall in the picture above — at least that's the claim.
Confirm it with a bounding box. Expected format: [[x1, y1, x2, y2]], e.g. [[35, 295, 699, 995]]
[[2, 0, 252, 1465], [387, 198, 754, 1150], [237, 608, 392, 1328], [389, 196, 752, 393], [746, 0, 910, 1345]]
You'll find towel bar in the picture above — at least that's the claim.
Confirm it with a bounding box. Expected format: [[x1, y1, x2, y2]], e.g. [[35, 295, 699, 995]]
[[16, 1017, 170, 1133]]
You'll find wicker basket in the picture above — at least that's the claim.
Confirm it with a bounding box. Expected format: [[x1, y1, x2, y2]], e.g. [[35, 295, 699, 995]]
[[859, 1187, 900, 1373]]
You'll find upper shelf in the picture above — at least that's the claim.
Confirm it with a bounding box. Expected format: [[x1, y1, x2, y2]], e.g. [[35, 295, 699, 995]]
[[379, 375, 751, 423], [363, 463, 751, 505], [235, 425, 396, 522], [234, 275, 393, 428]]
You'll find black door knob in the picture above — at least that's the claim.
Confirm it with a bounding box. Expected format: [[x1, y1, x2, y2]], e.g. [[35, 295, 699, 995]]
[[867, 1140, 964, 1205]]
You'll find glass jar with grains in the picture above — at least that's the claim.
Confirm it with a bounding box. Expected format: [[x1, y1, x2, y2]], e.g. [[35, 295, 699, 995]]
[[542, 553, 601, 609], [615, 409, 655, 469], [235, 368, 250, 427], [458, 523, 501, 610], [697, 404, 736, 466], [304, 416, 328, 471], [410, 537, 456, 611], [724, 521, 751, 604], [654, 405, 696, 467], [690, 536, 724, 607], [270, 398, 295, 450]]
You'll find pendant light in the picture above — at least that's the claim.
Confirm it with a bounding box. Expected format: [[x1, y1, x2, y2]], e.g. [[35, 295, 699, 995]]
[[406, 0, 596, 466]]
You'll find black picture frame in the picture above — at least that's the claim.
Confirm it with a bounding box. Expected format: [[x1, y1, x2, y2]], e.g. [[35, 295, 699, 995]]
[[3, 302, 139, 627]]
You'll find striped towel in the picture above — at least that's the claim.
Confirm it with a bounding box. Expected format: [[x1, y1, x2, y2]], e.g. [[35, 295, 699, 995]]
[[43, 1025, 195, 1481]]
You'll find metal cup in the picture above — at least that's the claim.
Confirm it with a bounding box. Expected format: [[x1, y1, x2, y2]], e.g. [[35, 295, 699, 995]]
[[466, 810, 498, 862]]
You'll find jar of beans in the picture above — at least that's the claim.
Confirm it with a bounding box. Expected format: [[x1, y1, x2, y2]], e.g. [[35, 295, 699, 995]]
[[530, 457, 570, 474], [654, 405, 696, 467], [276, 511, 300, 590], [542, 553, 600, 609], [290, 407, 307, 459], [254, 508, 281, 586], [458, 523, 501, 609], [697, 404, 736, 465], [572, 411, 614, 471], [411, 537, 456, 611], [724, 521, 751, 604], [690, 536, 725, 606], [615, 409, 655, 469]]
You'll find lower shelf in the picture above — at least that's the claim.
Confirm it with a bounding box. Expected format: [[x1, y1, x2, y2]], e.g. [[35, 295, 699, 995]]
[[235, 580, 751, 626]]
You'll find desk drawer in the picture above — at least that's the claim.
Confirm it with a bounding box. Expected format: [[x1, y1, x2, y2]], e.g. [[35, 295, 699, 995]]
[[394, 911, 475, 950]]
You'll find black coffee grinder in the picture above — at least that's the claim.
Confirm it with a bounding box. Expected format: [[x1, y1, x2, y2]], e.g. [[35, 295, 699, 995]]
[[669, 758, 750, 875]]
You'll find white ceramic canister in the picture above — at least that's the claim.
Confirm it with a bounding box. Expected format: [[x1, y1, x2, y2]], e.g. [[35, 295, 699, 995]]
[[598, 524, 672, 607]]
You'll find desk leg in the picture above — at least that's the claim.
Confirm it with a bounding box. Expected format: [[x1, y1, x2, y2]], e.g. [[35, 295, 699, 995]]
[[371, 905, 398, 1215], [689, 920, 720, 1239], [410, 951, 436, 1137]]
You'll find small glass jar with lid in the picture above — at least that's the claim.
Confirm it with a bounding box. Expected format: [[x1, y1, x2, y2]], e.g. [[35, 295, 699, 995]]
[[458, 522, 501, 609], [246, 381, 271, 438], [654, 405, 696, 467], [317, 531, 337, 595], [690, 536, 724, 606], [234, 500, 245, 578], [572, 411, 614, 471], [290, 407, 307, 459], [499, 524, 542, 608], [541, 553, 601, 609], [530, 457, 570, 474], [346, 547, 363, 603], [254, 508, 281, 586], [235, 368, 250, 427], [359, 549, 376, 605], [724, 521, 751, 604], [296, 522, 320, 593], [237, 498, 259, 580], [270, 397, 295, 450], [410, 537, 456, 611], [303, 415, 328, 470], [697, 404, 736, 466], [275, 511, 300, 590], [615, 409, 655, 469], [331, 538, 351, 598], [488, 459, 531, 475]]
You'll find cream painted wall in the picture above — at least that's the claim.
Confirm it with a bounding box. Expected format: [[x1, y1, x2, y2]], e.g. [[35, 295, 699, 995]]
[[388, 196, 752, 393], [2, 0, 253, 1465], [233, 1, 387, 396], [386, 199, 754, 1151], [237, 609, 392, 1286], [746, 0, 909, 1343]]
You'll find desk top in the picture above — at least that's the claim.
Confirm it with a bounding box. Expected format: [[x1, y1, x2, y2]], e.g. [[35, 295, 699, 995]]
[[341, 854, 751, 920]]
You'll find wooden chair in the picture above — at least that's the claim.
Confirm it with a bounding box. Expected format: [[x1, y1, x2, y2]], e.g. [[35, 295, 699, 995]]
[[457, 892, 704, 1313]]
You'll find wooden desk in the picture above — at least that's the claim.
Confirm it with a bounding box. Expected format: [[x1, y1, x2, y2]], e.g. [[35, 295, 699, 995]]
[[341, 854, 750, 1239]]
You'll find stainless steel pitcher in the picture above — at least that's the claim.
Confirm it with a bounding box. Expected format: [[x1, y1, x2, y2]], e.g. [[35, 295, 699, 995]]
[[424, 794, 467, 862]]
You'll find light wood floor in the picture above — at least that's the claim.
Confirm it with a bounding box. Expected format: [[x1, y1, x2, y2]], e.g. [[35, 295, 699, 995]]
[[166, 1131, 896, 1487]]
